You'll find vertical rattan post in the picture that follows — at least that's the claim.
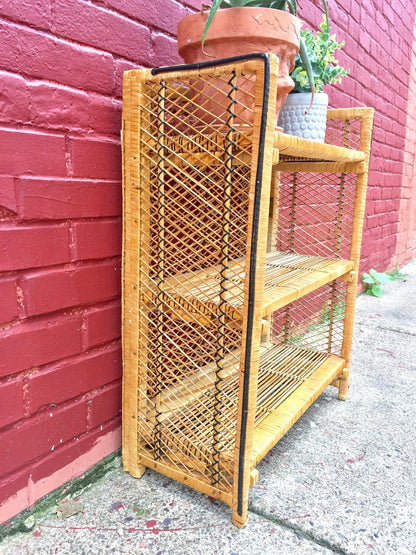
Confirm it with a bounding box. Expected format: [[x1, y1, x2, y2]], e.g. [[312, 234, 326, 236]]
[[122, 70, 147, 478], [231, 55, 279, 528], [339, 108, 374, 400], [262, 166, 280, 344]]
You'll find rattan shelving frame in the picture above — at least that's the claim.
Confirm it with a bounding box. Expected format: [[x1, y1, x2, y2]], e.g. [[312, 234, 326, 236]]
[[122, 54, 373, 528]]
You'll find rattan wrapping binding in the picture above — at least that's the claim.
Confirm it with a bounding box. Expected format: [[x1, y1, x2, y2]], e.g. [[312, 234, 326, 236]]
[[122, 53, 373, 527]]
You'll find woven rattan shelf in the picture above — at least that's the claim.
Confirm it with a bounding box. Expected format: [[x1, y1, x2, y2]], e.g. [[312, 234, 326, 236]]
[[143, 251, 354, 324], [122, 54, 374, 527], [273, 130, 366, 163], [146, 126, 365, 169], [135, 341, 344, 481]]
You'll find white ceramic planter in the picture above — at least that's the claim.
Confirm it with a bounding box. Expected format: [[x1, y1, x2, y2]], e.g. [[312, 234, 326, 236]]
[[277, 92, 329, 142]]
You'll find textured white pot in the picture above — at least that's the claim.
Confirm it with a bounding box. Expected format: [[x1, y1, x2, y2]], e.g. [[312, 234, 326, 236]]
[[277, 92, 329, 142]]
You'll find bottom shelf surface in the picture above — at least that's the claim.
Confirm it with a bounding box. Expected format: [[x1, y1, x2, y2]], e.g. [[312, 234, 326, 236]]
[[139, 343, 345, 483]]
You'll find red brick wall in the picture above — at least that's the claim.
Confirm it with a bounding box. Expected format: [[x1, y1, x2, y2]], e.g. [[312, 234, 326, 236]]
[[0, 0, 415, 524], [393, 13, 416, 265], [0, 0, 197, 523], [298, 0, 416, 273]]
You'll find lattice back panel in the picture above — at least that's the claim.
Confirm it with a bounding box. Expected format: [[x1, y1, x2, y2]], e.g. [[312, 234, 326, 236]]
[[275, 171, 357, 260], [326, 114, 363, 151], [271, 280, 348, 355]]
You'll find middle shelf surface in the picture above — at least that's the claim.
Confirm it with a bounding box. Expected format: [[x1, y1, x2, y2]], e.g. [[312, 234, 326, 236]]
[[144, 251, 354, 322]]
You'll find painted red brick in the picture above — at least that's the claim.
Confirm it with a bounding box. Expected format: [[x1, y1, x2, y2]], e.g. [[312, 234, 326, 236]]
[[330, 5, 348, 33], [0, 278, 18, 324], [349, 0, 361, 23], [87, 381, 122, 429], [0, 315, 83, 378], [26, 345, 122, 413], [150, 33, 184, 68], [0, 401, 87, 478], [104, 0, 189, 35], [0, 0, 52, 29], [83, 303, 121, 349], [52, 0, 151, 63], [88, 95, 122, 137], [21, 262, 121, 317], [28, 82, 90, 132], [0, 225, 70, 271], [0, 21, 115, 95], [70, 139, 121, 180], [0, 468, 29, 516], [72, 220, 122, 261], [0, 419, 120, 522], [181, 0, 200, 9], [17, 179, 122, 220], [0, 129, 66, 177], [0, 379, 24, 428], [0, 177, 17, 213], [29, 419, 120, 486], [114, 59, 142, 98], [0, 71, 30, 124]]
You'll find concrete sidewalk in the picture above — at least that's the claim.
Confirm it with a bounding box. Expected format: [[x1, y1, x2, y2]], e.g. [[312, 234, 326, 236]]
[[1, 260, 415, 555]]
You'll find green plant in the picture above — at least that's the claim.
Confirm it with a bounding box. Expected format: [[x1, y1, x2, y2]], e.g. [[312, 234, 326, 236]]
[[202, 0, 331, 94], [291, 13, 349, 93], [388, 264, 406, 282], [362, 269, 394, 297]]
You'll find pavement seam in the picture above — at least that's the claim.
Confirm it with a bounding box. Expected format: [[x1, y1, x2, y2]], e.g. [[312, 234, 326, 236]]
[[248, 506, 352, 555], [371, 325, 416, 337]]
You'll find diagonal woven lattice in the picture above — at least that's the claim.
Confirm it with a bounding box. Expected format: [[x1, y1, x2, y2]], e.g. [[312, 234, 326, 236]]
[[275, 170, 356, 259], [133, 66, 262, 491]]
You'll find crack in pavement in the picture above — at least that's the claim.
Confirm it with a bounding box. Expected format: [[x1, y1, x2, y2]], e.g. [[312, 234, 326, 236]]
[[373, 325, 416, 337], [248, 505, 352, 554]]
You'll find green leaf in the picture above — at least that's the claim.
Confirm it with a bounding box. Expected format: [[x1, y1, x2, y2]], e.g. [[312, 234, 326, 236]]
[[202, 0, 223, 45], [286, 0, 297, 15], [362, 273, 375, 284], [370, 285, 384, 297], [299, 37, 315, 92], [227, 0, 263, 6], [291, 7, 348, 92], [370, 269, 394, 284]]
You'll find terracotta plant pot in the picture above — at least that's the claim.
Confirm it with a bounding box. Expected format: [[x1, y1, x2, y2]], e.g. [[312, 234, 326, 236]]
[[177, 8, 302, 126], [278, 92, 329, 142]]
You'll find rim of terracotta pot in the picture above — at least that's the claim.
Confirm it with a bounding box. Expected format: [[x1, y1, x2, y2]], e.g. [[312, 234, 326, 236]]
[[177, 7, 302, 56], [284, 92, 329, 106]]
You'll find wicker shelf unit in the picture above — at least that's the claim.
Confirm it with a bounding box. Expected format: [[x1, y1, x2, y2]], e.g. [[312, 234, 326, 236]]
[[122, 54, 374, 528]]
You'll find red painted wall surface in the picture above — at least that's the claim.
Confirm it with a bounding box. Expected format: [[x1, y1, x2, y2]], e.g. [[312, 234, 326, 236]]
[[0, 0, 414, 524], [0, 0, 197, 524], [393, 13, 416, 266]]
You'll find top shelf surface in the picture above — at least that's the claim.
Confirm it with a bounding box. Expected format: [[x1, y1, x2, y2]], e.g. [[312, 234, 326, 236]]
[[158, 126, 366, 167], [273, 131, 365, 164]]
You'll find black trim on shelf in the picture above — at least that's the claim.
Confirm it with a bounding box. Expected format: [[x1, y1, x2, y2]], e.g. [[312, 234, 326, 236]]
[[151, 52, 270, 75], [236, 55, 270, 518]]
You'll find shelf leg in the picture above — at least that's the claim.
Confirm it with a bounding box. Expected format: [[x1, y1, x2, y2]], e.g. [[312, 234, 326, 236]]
[[126, 463, 147, 479], [232, 506, 248, 529], [337, 368, 350, 401], [250, 468, 259, 486]]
